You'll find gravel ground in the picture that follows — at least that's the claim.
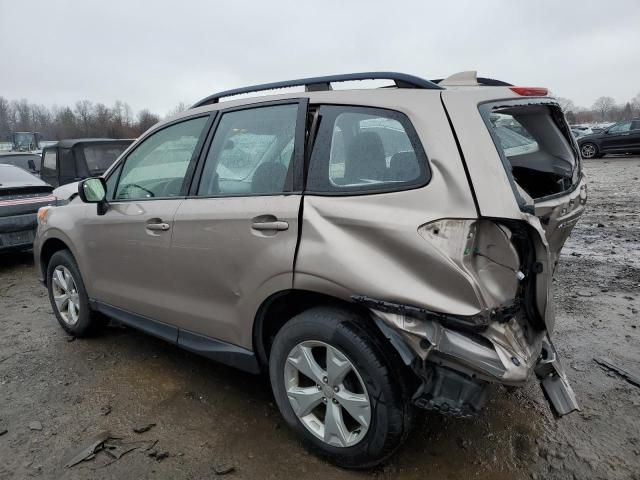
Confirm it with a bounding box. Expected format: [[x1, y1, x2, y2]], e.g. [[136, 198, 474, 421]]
[[1, 157, 639, 480]]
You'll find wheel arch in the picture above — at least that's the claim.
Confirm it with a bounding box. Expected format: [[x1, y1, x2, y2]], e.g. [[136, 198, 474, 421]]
[[39, 236, 74, 281], [252, 289, 374, 368]]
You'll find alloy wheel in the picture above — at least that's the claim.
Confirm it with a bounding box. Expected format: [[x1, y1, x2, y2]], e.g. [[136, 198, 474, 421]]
[[284, 340, 371, 448], [51, 265, 80, 326], [581, 143, 597, 159]]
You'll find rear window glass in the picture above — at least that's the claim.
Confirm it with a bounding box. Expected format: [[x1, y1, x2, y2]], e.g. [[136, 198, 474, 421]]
[[83, 144, 129, 174], [307, 106, 429, 194], [484, 104, 579, 201]]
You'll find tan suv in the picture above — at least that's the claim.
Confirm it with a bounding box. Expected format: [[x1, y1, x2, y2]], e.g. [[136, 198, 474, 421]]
[[34, 71, 587, 468]]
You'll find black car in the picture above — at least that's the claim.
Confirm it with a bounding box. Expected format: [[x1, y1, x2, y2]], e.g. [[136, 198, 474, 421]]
[[40, 138, 134, 187], [578, 119, 640, 159], [0, 164, 56, 252], [0, 152, 42, 174]]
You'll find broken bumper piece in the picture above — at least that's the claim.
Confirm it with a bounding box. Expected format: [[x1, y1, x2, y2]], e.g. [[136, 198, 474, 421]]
[[535, 337, 580, 416], [369, 306, 579, 417]]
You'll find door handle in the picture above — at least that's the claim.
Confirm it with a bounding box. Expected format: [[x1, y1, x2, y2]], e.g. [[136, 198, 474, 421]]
[[251, 221, 289, 231], [146, 222, 170, 231]]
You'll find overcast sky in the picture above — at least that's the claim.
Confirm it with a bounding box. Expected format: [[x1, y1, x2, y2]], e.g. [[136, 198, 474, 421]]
[[2, 0, 639, 115]]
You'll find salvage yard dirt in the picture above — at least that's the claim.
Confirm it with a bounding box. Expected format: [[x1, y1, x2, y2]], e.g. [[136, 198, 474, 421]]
[[1, 157, 639, 479]]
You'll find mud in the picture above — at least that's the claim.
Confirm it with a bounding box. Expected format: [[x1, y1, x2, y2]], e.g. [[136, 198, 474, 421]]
[[1, 157, 639, 479]]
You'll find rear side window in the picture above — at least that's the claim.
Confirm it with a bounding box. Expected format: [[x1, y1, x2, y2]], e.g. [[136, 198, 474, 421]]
[[482, 102, 579, 201], [307, 106, 429, 194]]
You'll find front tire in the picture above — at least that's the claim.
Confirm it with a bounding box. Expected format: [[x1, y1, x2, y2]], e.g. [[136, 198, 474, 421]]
[[269, 306, 413, 468], [580, 142, 598, 159], [46, 249, 100, 337]]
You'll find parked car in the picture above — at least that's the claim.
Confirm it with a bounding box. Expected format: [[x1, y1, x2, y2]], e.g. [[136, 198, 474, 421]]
[[578, 119, 640, 158], [40, 139, 134, 187], [570, 125, 594, 136], [0, 152, 42, 174], [34, 71, 586, 467], [0, 164, 56, 252]]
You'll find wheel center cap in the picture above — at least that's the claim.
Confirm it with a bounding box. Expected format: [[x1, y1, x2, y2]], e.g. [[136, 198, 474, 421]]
[[323, 385, 333, 398]]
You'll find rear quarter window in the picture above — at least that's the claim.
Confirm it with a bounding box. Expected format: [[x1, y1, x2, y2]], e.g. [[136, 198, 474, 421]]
[[306, 105, 430, 194]]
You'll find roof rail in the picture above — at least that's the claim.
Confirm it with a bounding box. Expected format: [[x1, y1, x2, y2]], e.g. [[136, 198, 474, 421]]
[[192, 72, 443, 108]]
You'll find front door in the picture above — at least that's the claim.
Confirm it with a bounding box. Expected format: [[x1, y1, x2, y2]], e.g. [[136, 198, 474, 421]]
[[80, 115, 211, 324], [167, 100, 307, 349], [601, 121, 632, 152]]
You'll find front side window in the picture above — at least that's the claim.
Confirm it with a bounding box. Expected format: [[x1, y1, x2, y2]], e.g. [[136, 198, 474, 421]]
[[307, 106, 429, 194], [42, 150, 57, 172], [115, 116, 208, 200], [198, 104, 298, 196], [608, 121, 631, 134]]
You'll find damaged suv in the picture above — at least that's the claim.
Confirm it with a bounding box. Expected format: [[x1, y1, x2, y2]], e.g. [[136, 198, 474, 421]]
[[34, 71, 586, 468]]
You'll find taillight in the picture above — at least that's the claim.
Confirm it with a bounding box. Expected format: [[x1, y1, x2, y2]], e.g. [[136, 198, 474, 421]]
[[510, 87, 548, 97]]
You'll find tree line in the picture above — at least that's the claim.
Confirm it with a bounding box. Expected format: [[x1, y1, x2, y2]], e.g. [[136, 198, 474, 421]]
[[1, 90, 639, 142], [555, 92, 640, 124], [0, 97, 188, 141]]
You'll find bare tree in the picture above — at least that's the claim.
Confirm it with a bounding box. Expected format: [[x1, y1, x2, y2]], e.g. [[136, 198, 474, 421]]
[[631, 92, 640, 117], [556, 97, 575, 114], [74, 100, 94, 136], [166, 102, 188, 118], [592, 96, 616, 122], [137, 109, 161, 133]]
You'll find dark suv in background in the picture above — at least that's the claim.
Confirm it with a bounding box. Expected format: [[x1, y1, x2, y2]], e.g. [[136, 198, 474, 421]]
[[578, 119, 640, 158], [40, 139, 133, 187]]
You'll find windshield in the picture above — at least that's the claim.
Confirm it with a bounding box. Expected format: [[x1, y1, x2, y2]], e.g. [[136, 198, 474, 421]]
[[83, 143, 129, 174], [13, 133, 38, 151]]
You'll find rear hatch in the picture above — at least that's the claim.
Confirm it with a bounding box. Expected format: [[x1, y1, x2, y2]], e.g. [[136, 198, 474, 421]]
[[442, 89, 586, 332], [478, 98, 586, 268], [0, 166, 55, 218]]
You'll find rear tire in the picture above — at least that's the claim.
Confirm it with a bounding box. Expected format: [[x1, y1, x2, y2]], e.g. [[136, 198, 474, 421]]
[[269, 306, 414, 468], [46, 249, 101, 337]]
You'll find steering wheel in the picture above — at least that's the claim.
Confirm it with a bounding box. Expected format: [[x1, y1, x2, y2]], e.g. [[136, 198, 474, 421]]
[[120, 183, 155, 198]]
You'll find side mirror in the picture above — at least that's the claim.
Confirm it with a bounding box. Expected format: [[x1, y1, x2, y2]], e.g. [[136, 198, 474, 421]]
[[78, 177, 109, 215], [28, 159, 36, 172]]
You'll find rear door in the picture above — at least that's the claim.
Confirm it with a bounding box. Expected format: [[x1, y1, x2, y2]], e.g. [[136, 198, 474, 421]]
[[167, 100, 307, 349], [79, 115, 211, 327]]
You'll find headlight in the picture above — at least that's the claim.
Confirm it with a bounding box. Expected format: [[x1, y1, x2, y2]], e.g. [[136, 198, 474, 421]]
[[37, 206, 53, 225]]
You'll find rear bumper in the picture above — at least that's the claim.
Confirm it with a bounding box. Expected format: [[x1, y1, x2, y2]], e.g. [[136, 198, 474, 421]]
[[0, 213, 37, 251], [371, 307, 579, 417]]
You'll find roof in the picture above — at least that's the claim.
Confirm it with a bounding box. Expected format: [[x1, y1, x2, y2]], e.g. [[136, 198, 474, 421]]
[[51, 138, 135, 148]]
